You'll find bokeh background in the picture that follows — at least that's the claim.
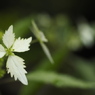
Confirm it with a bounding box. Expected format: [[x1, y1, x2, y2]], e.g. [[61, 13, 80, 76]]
[[0, 0, 95, 95]]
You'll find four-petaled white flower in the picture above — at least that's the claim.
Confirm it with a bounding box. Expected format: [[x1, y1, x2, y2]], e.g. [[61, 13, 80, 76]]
[[0, 25, 32, 85]]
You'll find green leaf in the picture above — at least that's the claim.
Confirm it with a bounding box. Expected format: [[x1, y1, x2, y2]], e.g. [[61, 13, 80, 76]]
[[19, 45, 69, 95], [0, 69, 5, 78], [27, 71, 95, 89], [73, 57, 95, 81]]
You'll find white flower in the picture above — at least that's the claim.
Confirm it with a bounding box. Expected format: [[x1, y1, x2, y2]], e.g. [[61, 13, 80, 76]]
[[78, 22, 94, 47], [0, 25, 32, 85], [31, 21, 54, 63]]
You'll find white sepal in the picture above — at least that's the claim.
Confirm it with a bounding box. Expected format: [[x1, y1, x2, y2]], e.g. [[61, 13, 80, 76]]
[[6, 55, 28, 85], [0, 44, 6, 58], [12, 37, 32, 52], [40, 42, 54, 64], [32, 21, 48, 42], [39, 31, 48, 42], [3, 25, 15, 48]]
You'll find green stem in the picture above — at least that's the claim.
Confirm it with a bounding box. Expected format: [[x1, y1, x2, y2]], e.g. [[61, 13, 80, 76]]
[[31, 39, 38, 44]]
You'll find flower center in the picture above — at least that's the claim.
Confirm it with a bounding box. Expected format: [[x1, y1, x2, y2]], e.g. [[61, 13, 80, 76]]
[[6, 48, 14, 56]]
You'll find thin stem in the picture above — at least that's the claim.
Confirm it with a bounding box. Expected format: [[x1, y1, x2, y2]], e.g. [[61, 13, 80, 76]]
[[31, 39, 39, 44]]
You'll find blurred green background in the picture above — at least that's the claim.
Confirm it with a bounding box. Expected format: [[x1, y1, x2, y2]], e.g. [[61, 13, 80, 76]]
[[0, 0, 95, 95]]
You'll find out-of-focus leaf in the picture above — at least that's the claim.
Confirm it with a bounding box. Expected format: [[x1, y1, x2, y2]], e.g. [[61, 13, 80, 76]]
[[0, 59, 5, 78], [19, 45, 69, 95], [74, 58, 95, 81], [0, 31, 4, 43], [0, 69, 5, 78], [27, 71, 95, 88], [67, 31, 82, 50]]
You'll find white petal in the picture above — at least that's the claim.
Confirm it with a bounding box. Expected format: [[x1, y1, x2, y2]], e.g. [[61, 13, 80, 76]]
[[40, 42, 54, 64], [3, 25, 15, 48], [0, 44, 6, 58], [39, 31, 48, 42], [6, 55, 28, 85], [12, 37, 32, 52]]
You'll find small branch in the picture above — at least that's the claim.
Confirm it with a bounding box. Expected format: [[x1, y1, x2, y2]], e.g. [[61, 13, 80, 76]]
[[31, 39, 38, 44]]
